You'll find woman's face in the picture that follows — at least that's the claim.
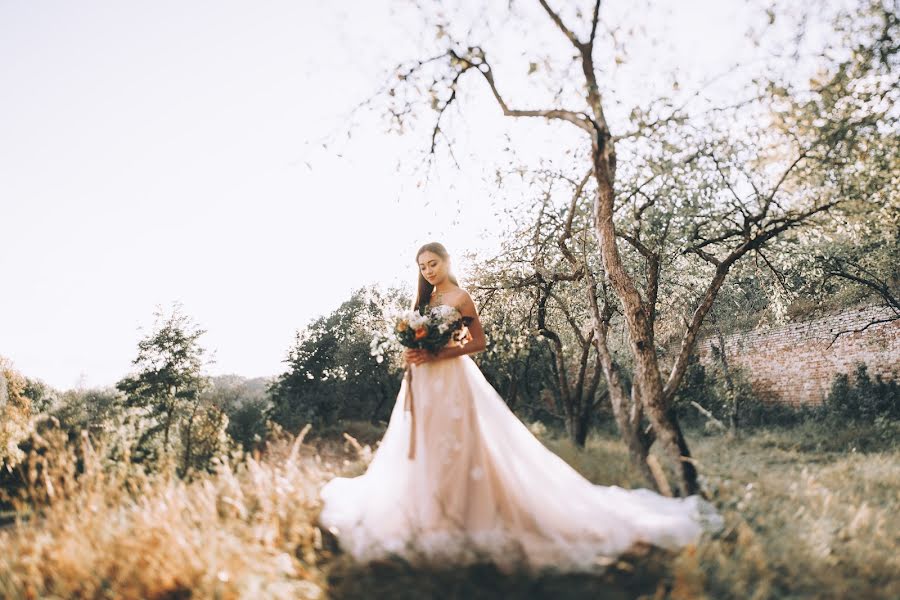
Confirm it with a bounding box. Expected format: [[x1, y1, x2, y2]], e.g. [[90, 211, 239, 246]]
[[417, 250, 449, 286]]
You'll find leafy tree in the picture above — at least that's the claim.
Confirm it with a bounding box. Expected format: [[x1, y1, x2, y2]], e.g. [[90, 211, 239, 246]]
[[52, 387, 122, 436], [703, 1, 900, 330], [21, 377, 57, 415], [180, 398, 230, 473], [268, 286, 406, 431], [116, 304, 226, 473], [203, 375, 273, 452]]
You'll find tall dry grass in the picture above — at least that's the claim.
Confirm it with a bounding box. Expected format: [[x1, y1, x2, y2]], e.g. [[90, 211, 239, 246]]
[[1, 419, 897, 599], [0, 423, 345, 599]]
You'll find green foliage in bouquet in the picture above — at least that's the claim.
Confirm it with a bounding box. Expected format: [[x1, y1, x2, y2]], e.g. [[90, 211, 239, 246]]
[[387, 305, 473, 355]]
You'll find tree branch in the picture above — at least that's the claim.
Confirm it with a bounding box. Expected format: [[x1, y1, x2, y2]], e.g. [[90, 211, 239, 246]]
[[537, 0, 586, 50], [450, 49, 596, 134]]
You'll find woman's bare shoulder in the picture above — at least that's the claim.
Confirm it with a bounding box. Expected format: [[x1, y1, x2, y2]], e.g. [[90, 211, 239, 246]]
[[446, 286, 471, 304], [451, 288, 477, 316]]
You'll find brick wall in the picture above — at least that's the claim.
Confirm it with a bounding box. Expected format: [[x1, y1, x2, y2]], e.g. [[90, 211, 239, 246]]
[[697, 305, 900, 406]]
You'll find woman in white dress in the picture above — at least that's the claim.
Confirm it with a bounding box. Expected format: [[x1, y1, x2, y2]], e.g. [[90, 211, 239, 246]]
[[318, 242, 722, 575]]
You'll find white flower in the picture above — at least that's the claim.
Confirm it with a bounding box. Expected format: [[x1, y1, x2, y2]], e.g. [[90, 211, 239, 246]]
[[441, 306, 461, 320], [408, 313, 428, 329]]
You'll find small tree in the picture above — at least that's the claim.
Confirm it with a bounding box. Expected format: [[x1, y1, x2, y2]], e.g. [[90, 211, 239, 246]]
[[472, 279, 562, 427], [470, 169, 610, 446], [116, 304, 224, 473]]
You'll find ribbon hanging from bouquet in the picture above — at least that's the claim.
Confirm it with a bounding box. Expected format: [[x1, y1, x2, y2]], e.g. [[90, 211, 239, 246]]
[[403, 366, 416, 460]]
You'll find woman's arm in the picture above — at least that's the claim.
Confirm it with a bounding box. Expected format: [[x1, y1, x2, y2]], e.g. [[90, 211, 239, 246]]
[[436, 292, 485, 359]]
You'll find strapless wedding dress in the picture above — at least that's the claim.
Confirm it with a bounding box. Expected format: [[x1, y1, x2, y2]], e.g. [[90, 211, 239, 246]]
[[318, 353, 722, 574]]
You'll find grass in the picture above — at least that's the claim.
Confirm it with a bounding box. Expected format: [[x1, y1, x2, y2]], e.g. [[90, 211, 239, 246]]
[[687, 429, 900, 599], [0, 425, 336, 599], [0, 421, 897, 599]]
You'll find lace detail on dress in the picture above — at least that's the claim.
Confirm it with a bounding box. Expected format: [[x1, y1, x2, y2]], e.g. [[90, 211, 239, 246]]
[[435, 432, 462, 465]]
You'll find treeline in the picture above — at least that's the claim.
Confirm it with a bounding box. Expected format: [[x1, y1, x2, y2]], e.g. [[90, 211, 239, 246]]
[[1, 210, 896, 498], [1, 356, 270, 478], [3, 258, 896, 493]]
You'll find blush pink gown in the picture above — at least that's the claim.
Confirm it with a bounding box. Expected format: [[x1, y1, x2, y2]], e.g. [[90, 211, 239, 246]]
[[318, 351, 722, 574]]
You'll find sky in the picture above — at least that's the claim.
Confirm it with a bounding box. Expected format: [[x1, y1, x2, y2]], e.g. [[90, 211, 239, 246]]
[[0, 0, 825, 390]]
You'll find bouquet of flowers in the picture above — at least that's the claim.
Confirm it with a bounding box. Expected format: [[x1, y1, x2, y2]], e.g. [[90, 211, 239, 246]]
[[394, 305, 473, 353], [370, 305, 473, 364]]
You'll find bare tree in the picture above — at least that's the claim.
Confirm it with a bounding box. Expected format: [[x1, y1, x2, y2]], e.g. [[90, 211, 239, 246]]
[[473, 170, 607, 447], [368, 0, 896, 495]]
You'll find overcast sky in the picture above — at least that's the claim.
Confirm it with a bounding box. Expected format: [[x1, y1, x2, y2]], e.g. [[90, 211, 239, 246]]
[[0, 1, 824, 390]]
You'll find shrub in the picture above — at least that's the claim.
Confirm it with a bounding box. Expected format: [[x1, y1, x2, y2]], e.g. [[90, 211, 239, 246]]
[[675, 356, 899, 433], [0, 360, 33, 471], [824, 363, 900, 422], [672, 354, 759, 432], [735, 395, 820, 429]]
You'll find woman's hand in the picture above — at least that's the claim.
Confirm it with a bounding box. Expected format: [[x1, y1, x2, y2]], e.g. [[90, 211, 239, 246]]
[[404, 348, 435, 365]]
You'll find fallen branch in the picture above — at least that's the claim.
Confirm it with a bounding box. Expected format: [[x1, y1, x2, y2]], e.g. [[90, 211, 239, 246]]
[[690, 401, 728, 431], [646, 455, 674, 497]]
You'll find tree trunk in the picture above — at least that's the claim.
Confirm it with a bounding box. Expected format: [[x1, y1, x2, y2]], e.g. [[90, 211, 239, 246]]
[[182, 401, 200, 476], [163, 411, 173, 452], [640, 379, 700, 496], [591, 141, 700, 496], [572, 407, 591, 447], [574, 413, 591, 448], [506, 376, 519, 411], [613, 386, 662, 492], [714, 330, 740, 435], [370, 384, 389, 424], [565, 412, 576, 444], [584, 270, 663, 491]]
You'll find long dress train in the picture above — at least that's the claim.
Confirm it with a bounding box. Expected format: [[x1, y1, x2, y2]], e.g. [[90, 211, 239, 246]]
[[318, 353, 723, 574]]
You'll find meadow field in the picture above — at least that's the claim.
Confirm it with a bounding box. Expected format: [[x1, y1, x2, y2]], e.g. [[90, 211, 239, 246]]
[[1, 420, 897, 600], [2, 2, 898, 599]]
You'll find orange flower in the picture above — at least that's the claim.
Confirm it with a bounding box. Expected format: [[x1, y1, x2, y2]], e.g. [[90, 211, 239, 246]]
[[414, 327, 427, 340], [396, 320, 408, 332]]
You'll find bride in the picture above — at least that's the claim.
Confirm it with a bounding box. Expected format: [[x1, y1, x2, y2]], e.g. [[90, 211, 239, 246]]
[[318, 242, 722, 575]]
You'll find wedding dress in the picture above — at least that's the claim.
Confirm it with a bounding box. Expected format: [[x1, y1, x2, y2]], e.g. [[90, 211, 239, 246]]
[[318, 346, 723, 575]]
